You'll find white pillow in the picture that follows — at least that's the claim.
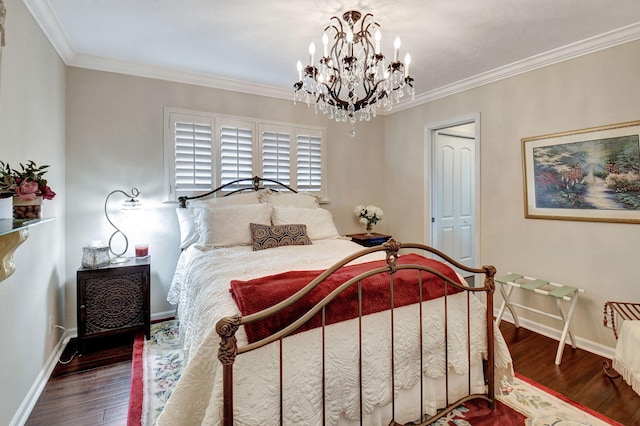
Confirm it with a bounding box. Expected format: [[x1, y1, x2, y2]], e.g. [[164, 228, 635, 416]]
[[189, 191, 260, 210], [176, 208, 199, 249], [195, 203, 273, 248], [271, 205, 340, 240], [258, 190, 320, 208]]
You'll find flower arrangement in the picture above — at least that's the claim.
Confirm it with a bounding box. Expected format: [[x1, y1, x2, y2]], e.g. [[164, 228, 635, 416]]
[[0, 160, 56, 201], [354, 204, 383, 235]]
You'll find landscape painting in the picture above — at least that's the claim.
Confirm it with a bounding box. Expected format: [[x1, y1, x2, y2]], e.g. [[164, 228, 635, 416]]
[[523, 120, 640, 223]]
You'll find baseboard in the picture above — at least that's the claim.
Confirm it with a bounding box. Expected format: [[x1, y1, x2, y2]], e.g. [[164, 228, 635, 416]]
[[12, 309, 175, 425], [10, 330, 70, 426], [495, 310, 615, 360]]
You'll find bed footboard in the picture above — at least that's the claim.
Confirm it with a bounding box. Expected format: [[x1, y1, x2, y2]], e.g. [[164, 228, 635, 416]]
[[216, 239, 496, 425]]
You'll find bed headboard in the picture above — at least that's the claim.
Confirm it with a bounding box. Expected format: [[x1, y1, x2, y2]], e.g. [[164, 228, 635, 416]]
[[178, 176, 297, 208]]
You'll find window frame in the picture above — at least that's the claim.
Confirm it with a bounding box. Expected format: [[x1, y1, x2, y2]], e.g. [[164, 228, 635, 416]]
[[163, 107, 327, 202]]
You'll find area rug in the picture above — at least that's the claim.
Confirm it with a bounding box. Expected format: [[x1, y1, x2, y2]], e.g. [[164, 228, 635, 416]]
[[127, 320, 621, 425]]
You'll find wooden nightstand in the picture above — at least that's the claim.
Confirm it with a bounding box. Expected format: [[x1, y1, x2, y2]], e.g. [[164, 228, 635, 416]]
[[347, 232, 392, 247], [76, 257, 150, 354]]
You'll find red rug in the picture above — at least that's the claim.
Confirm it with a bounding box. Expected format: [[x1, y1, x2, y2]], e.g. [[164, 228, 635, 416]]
[[127, 331, 145, 426], [127, 320, 623, 426]]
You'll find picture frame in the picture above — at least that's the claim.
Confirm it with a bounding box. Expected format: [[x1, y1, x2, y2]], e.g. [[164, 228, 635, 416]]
[[522, 120, 640, 223]]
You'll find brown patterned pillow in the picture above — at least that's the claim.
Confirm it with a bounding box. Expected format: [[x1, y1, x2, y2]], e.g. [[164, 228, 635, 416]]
[[250, 223, 312, 251]]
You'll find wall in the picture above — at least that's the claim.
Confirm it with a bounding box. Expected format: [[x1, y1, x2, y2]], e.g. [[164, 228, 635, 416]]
[[384, 40, 640, 352], [64, 68, 387, 328], [0, 0, 66, 424]]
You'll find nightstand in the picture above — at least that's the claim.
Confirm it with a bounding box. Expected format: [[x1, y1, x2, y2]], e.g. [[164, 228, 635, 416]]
[[76, 257, 150, 354], [347, 232, 392, 247]]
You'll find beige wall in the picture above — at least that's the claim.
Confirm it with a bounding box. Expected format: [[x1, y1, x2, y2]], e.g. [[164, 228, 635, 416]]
[[0, 0, 66, 424], [7, 5, 640, 421], [64, 68, 387, 328], [384, 40, 640, 352]]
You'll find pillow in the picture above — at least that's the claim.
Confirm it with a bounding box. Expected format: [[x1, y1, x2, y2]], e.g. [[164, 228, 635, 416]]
[[194, 203, 273, 248], [189, 191, 260, 210], [249, 223, 312, 251], [271, 205, 340, 241], [176, 208, 199, 249], [258, 189, 320, 208]]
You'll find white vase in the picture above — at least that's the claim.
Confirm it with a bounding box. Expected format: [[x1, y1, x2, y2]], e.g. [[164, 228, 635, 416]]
[[0, 197, 12, 219]]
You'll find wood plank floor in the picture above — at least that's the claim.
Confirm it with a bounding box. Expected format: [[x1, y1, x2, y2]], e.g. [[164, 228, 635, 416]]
[[26, 322, 639, 425]]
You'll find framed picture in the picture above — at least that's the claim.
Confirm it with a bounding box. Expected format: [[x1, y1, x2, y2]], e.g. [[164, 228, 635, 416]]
[[522, 120, 640, 223]]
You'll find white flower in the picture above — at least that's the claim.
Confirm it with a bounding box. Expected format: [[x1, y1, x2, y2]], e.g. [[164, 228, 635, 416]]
[[354, 204, 383, 227]]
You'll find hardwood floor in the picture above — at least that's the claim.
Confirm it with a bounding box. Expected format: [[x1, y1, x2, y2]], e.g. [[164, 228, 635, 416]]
[[26, 322, 639, 425]]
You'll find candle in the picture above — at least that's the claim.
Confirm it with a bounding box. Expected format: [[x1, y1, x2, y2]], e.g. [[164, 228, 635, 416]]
[[296, 60, 303, 80], [309, 42, 315, 65], [135, 243, 149, 258], [322, 32, 329, 57], [404, 53, 411, 77], [374, 29, 381, 54], [394, 36, 401, 62]]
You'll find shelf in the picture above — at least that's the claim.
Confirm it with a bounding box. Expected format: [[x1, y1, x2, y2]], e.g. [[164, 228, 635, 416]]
[[0, 218, 54, 282]]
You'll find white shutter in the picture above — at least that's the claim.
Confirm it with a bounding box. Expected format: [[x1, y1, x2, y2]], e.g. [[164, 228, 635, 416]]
[[174, 119, 213, 193], [220, 121, 254, 190], [296, 131, 323, 192], [261, 125, 291, 189]]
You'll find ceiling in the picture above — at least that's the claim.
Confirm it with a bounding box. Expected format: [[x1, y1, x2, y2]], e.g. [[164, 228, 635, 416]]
[[25, 0, 640, 109]]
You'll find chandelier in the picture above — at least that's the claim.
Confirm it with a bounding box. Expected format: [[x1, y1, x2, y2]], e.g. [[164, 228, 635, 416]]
[[293, 10, 414, 136]]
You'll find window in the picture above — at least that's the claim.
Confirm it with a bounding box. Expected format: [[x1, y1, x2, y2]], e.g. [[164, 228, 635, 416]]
[[164, 108, 327, 201]]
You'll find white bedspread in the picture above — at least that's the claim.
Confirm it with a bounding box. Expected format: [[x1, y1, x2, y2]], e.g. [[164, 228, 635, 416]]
[[159, 239, 513, 425], [613, 320, 640, 395]]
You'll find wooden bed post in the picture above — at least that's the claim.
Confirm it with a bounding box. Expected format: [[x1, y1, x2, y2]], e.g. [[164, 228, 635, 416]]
[[217, 316, 242, 426]]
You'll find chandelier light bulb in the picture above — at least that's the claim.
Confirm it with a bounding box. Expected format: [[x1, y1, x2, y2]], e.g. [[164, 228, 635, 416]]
[[322, 32, 329, 56], [296, 60, 303, 80], [374, 29, 381, 54], [394, 36, 401, 62], [309, 42, 316, 65]]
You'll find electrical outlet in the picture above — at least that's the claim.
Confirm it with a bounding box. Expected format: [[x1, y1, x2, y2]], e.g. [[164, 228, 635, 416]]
[[48, 315, 54, 334]]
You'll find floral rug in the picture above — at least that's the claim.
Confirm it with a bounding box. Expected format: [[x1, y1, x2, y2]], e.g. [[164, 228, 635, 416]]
[[129, 320, 620, 425]]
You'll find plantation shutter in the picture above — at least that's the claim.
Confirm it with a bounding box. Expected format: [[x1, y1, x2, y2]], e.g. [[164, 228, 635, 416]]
[[296, 131, 323, 192], [220, 121, 254, 190], [261, 125, 291, 189], [174, 119, 213, 192]]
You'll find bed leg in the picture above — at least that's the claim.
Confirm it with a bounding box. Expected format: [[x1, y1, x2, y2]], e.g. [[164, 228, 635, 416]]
[[603, 360, 620, 379], [223, 365, 234, 426]]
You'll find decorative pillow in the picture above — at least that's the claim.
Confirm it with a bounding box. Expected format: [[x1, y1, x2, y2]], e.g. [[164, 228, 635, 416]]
[[271, 205, 340, 240], [189, 191, 260, 210], [258, 189, 320, 208], [176, 208, 199, 249], [250, 223, 312, 251], [194, 203, 273, 248]]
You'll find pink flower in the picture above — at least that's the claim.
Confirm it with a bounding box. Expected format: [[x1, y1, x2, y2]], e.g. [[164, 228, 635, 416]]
[[40, 185, 56, 200], [15, 180, 40, 201]]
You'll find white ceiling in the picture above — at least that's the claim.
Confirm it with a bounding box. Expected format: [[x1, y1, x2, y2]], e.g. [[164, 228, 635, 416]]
[[24, 0, 640, 108]]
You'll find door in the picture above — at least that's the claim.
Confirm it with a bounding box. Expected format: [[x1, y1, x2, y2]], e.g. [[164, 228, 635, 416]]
[[431, 122, 477, 275]]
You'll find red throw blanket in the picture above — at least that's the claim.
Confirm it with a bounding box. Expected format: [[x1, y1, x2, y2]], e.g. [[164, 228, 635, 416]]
[[230, 253, 464, 344]]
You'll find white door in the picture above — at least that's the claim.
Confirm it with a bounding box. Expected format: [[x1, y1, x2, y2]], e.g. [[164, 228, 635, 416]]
[[432, 124, 476, 273]]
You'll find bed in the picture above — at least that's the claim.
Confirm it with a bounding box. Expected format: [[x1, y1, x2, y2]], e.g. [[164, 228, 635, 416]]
[[159, 177, 513, 425]]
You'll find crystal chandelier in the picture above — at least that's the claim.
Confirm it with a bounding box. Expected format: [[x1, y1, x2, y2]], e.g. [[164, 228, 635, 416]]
[[293, 11, 414, 136]]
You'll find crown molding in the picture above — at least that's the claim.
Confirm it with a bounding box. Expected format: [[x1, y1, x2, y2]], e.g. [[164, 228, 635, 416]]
[[69, 53, 292, 100], [390, 22, 640, 113], [25, 0, 640, 110], [23, 0, 75, 62]]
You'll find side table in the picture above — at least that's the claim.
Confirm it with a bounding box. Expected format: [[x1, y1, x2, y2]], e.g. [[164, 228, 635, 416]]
[[347, 232, 392, 247], [77, 257, 150, 354]]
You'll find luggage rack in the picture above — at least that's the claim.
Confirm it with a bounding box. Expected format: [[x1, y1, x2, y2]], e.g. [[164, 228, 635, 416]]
[[495, 272, 584, 365]]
